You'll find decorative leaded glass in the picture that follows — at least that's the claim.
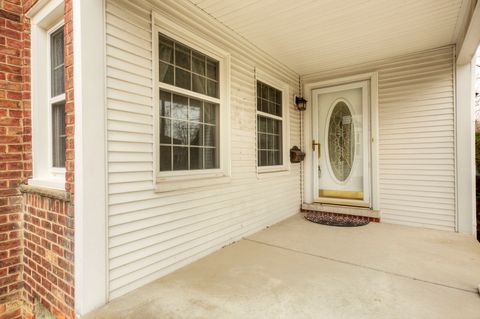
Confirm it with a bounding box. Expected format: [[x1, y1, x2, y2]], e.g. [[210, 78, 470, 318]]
[[328, 101, 354, 181]]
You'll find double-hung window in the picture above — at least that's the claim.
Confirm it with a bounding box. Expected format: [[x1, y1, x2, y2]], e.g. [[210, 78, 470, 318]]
[[50, 26, 66, 170], [28, 0, 66, 190], [158, 33, 220, 172], [256, 73, 289, 173], [154, 17, 231, 189]]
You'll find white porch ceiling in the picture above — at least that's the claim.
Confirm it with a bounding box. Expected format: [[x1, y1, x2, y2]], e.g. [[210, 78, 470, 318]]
[[188, 0, 466, 75]]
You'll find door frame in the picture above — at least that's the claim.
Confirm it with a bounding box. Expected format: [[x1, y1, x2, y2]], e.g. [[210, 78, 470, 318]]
[[312, 81, 370, 207], [303, 72, 379, 210]]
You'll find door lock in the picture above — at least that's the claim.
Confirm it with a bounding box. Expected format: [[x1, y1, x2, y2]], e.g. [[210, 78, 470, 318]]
[[312, 140, 321, 151]]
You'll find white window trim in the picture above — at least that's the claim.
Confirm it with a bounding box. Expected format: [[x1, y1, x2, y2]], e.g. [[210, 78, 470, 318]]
[[255, 69, 290, 175], [152, 12, 231, 192], [28, 0, 65, 190]]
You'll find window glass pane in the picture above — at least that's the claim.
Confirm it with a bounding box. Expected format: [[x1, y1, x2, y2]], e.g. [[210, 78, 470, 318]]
[[256, 81, 283, 167], [257, 81, 282, 117], [159, 118, 171, 144], [51, 101, 66, 168], [189, 99, 203, 122], [172, 94, 188, 120], [268, 151, 275, 165], [173, 147, 188, 170], [50, 27, 64, 97], [192, 74, 206, 95], [276, 103, 282, 117], [275, 150, 282, 165], [190, 147, 203, 170], [204, 125, 216, 147], [259, 151, 267, 167], [160, 90, 171, 117], [192, 52, 206, 75], [159, 32, 219, 98], [159, 35, 174, 63], [204, 148, 217, 169], [158, 92, 219, 172], [258, 116, 266, 132], [256, 113, 282, 166], [175, 67, 191, 90], [175, 44, 190, 70], [206, 58, 218, 80], [276, 90, 282, 104], [268, 87, 276, 102], [206, 80, 218, 98], [189, 123, 203, 146], [268, 101, 277, 115], [159, 63, 174, 85], [261, 84, 268, 100], [258, 133, 266, 149], [160, 146, 171, 171], [204, 103, 216, 124], [172, 120, 188, 145]]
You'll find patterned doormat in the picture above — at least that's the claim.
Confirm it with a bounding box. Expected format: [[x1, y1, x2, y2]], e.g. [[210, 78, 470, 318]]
[[304, 211, 370, 227]]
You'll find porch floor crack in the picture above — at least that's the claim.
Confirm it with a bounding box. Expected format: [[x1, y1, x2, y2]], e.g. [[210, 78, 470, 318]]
[[244, 238, 478, 295]]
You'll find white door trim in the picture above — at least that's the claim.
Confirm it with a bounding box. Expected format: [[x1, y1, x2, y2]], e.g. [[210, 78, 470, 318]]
[[312, 81, 370, 206], [303, 72, 379, 210]]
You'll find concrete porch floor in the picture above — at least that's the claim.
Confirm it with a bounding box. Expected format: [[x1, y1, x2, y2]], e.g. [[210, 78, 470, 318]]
[[86, 214, 480, 319]]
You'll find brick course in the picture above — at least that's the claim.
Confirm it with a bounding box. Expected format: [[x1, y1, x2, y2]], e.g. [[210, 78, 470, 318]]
[[22, 193, 74, 318], [0, 1, 30, 317], [0, 0, 75, 318]]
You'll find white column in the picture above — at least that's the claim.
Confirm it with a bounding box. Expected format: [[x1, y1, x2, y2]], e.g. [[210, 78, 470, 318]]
[[73, 0, 107, 315], [455, 56, 476, 235]]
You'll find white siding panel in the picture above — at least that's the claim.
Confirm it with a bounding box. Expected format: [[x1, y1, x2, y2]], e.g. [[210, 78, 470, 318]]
[[304, 46, 456, 232], [105, 0, 300, 299]]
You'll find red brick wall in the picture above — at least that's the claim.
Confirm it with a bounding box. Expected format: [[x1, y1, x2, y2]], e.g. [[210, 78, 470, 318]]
[[22, 193, 74, 319], [0, 0, 75, 318], [0, 1, 32, 318], [64, 0, 74, 196], [21, 0, 75, 317]]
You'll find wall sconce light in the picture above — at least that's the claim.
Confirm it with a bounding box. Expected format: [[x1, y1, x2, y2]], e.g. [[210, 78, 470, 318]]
[[295, 96, 307, 111]]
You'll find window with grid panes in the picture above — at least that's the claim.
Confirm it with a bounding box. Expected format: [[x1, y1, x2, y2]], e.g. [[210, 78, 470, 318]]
[[257, 81, 283, 167], [158, 33, 220, 171], [50, 26, 66, 168]]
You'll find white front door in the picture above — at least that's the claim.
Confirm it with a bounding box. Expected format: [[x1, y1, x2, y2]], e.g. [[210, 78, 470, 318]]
[[312, 81, 371, 207]]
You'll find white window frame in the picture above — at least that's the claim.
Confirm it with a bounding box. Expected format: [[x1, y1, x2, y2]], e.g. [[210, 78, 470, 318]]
[[255, 70, 290, 175], [152, 12, 231, 192], [28, 0, 65, 190]]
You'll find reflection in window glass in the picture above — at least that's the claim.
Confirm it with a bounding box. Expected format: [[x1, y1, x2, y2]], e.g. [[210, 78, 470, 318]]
[[158, 33, 219, 98], [159, 90, 219, 171]]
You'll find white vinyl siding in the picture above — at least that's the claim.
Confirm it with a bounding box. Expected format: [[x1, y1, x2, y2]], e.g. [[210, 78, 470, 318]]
[[304, 46, 456, 231], [105, 0, 300, 299]]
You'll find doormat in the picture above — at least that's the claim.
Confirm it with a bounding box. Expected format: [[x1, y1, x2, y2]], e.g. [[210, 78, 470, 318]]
[[304, 212, 370, 227]]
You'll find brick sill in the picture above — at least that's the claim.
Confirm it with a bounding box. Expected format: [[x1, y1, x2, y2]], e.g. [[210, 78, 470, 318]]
[[19, 184, 71, 202]]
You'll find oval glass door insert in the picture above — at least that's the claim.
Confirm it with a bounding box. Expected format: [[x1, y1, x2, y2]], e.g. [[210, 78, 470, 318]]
[[327, 101, 355, 182]]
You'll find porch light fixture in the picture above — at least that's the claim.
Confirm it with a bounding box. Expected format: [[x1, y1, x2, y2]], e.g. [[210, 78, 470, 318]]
[[295, 96, 307, 111]]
